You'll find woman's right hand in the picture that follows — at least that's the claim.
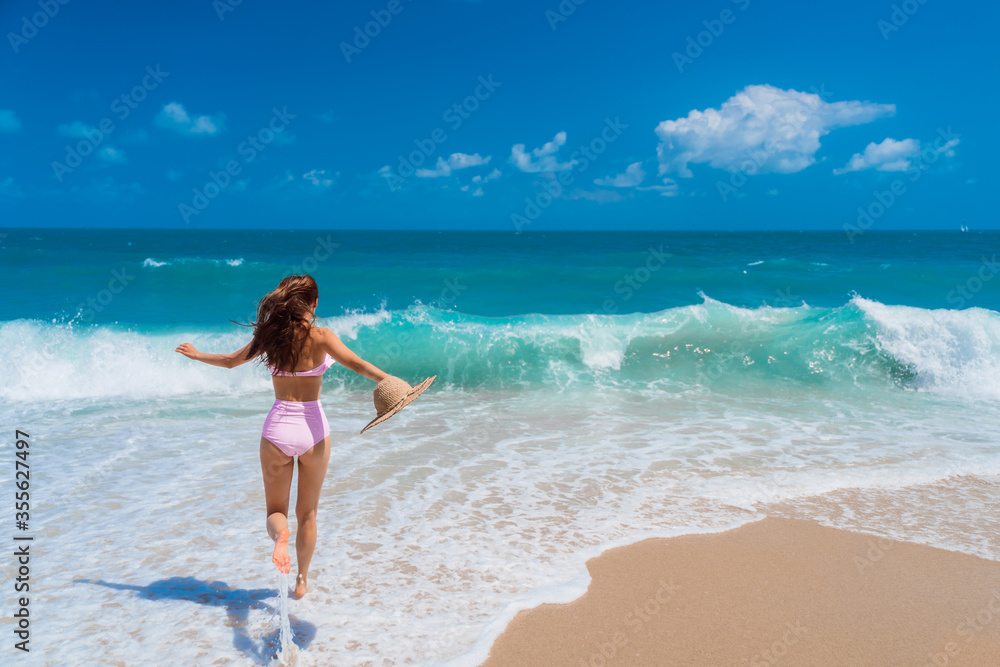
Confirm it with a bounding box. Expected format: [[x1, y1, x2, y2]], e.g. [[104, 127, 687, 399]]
[[175, 343, 200, 360]]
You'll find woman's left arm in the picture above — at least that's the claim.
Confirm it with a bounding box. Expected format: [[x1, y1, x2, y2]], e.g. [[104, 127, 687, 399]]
[[175, 342, 253, 369]]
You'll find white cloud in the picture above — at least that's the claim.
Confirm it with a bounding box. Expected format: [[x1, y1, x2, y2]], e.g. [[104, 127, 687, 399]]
[[303, 169, 336, 188], [510, 131, 576, 172], [97, 146, 127, 164], [416, 152, 491, 178], [155, 102, 224, 136], [833, 136, 960, 175], [460, 168, 502, 196], [566, 188, 625, 203], [472, 168, 501, 184], [833, 137, 919, 174], [637, 177, 679, 197], [267, 169, 339, 193], [0, 110, 21, 133], [594, 161, 646, 187], [656, 84, 895, 177], [57, 123, 125, 163]]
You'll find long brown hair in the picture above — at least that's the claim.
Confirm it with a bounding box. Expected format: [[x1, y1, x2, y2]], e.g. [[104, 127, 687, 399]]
[[243, 275, 319, 374]]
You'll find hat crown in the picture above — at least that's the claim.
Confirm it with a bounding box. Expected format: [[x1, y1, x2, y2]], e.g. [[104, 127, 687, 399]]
[[373, 376, 411, 414]]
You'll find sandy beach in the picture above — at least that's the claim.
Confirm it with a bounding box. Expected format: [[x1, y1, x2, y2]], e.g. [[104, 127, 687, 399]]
[[484, 517, 1000, 666]]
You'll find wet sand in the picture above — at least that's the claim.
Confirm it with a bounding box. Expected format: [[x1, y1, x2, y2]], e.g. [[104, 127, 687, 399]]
[[483, 517, 1000, 666]]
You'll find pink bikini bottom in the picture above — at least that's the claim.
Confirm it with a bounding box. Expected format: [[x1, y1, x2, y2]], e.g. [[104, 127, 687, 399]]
[[261, 399, 329, 457]]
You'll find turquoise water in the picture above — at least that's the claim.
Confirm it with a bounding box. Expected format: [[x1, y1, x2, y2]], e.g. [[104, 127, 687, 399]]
[[3, 229, 997, 323], [1, 229, 998, 665], [3, 229, 998, 395]]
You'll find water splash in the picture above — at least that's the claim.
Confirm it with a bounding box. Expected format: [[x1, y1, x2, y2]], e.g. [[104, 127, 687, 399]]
[[271, 571, 299, 666]]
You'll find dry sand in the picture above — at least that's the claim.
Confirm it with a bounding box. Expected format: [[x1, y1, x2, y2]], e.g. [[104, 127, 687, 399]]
[[483, 517, 1000, 666]]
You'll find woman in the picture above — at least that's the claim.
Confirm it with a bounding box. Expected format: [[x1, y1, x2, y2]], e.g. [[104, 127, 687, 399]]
[[175, 274, 388, 597]]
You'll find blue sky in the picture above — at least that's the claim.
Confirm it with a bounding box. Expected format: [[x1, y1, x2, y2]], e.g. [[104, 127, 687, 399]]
[[1, 0, 996, 229]]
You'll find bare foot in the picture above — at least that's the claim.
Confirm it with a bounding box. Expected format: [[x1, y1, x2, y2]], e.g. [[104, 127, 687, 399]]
[[293, 573, 308, 598], [271, 528, 291, 574]]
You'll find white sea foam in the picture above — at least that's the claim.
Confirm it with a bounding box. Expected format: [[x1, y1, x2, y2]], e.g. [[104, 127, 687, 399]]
[[324, 305, 392, 340], [10, 376, 1000, 665], [0, 320, 270, 402], [855, 296, 1000, 400], [141, 256, 247, 268]]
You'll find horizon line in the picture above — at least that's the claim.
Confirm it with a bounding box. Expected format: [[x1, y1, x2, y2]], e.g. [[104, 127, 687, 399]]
[[1, 227, 994, 233]]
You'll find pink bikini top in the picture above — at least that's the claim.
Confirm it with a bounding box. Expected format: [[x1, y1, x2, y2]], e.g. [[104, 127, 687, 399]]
[[268, 354, 336, 377]]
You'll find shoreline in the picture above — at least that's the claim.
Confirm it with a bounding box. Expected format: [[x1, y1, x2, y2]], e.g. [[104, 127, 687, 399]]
[[481, 517, 1000, 666]]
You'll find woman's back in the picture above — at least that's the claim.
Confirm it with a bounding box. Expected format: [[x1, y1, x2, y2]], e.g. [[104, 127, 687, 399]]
[[269, 328, 336, 401]]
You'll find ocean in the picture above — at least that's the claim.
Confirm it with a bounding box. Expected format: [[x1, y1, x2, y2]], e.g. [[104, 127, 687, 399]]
[[2, 229, 999, 665]]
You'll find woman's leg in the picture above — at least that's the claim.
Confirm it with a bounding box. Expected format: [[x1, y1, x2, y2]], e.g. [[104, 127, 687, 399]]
[[293, 436, 331, 596], [260, 436, 294, 573]]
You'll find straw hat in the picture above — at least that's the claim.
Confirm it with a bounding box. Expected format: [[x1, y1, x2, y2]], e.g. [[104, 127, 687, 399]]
[[360, 375, 436, 434]]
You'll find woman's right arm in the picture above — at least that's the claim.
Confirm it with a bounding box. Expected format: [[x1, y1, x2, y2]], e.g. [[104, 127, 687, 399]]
[[318, 328, 389, 382]]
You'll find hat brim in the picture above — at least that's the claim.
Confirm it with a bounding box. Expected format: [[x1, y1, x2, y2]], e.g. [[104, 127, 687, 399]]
[[360, 375, 436, 434]]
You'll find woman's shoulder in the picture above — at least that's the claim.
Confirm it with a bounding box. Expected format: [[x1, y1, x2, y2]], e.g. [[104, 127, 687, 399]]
[[310, 326, 339, 341]]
